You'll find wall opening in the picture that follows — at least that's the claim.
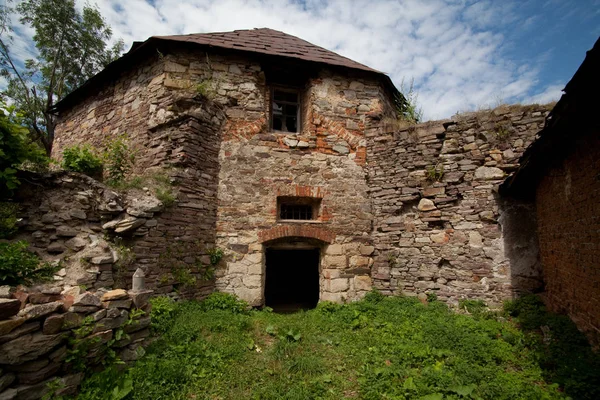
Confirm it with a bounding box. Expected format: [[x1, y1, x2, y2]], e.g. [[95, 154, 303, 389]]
[[264, 247, 320, 312]]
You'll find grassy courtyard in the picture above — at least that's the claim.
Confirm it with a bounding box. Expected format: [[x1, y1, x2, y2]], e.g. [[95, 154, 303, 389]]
[[75, 293, 600, 400]]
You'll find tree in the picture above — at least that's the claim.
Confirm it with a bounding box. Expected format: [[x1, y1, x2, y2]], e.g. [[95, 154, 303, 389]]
[[0, 0, 123, 155]]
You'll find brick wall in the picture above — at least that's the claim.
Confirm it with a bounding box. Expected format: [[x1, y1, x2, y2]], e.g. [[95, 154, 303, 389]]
[[536, 129, 600, 343]]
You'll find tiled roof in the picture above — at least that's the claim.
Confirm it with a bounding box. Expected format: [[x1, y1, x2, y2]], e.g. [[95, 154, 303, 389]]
[[152, 28, 382, 74], [54, 28, 396, 112]]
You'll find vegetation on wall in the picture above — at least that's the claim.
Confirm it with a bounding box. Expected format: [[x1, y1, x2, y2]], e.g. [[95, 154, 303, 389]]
[[103, 133, 136, 186], [72, 293, 600, 400], [0, 102, 48, 195], [0, 240, 58, 286], [61, 144, 104, 178]]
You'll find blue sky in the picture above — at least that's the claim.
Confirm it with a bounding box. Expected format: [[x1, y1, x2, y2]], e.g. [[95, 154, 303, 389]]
[[5, 0, 600, 120]]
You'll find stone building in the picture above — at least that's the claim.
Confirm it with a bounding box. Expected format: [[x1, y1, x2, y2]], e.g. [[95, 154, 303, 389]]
[[52, 28, 401, 308], [502, 37, 600, 344], [51, 28, 549, 309]]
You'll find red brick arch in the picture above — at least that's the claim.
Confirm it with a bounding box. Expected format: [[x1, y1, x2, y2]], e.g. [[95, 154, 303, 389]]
[[258, 224, 335, 244]]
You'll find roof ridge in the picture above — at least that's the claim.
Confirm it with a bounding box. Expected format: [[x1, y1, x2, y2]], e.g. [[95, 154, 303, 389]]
[[151, 28, 381, 74]]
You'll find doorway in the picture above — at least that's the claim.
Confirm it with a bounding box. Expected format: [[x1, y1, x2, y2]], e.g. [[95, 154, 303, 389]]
[[264, 248, 320, 312]]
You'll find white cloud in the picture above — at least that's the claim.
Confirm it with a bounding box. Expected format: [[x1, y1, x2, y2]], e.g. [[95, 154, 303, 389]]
[[7, 0, 577, 120], [523, 84, 563, 105]]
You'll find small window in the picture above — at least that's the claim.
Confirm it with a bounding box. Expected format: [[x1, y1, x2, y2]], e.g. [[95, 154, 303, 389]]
[[278, 196, 320, 221], [280, 204, 313, 220], [271, 88, 300, 133]]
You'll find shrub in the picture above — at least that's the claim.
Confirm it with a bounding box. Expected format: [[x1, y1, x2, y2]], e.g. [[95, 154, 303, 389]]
[[149, 296, 178, 333], [61, 144, 103, 178], [0, 202, 18, 239], [0, 241, 58, 286], [200, 292, 249, 313], [0, 103, 48, 195], [104, 133, 135, 186]]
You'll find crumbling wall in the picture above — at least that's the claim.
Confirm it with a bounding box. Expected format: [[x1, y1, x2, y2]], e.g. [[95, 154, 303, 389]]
[[0, 287, 152, 399], [367, 104, 552, 304], [54, 46, 227, 296], [536, 129, 600, 344]]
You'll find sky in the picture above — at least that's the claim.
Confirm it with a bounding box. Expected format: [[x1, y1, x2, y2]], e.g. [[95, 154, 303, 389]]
[[5, 0, 600, 120]]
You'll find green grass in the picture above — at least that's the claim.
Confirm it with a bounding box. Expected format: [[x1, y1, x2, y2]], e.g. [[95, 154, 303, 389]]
[[73, 293, 600, 400]]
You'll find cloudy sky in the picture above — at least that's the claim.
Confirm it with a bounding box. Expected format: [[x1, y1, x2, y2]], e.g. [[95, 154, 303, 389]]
[[7, 0, 600, 120]]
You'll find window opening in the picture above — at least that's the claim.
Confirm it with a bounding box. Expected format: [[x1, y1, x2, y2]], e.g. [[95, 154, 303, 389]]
[[272, 89, 299, 133], [277, 196, 320, 221]]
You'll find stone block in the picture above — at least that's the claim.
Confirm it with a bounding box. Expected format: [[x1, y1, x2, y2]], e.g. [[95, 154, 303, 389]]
[[325, 244, 343, 255], [0, 317, 25, 336], [354, 275, 372, 291], [323, 255, 347, 268], [349, 255, 370, 268], [359, 245, 375, 256], [328, 278, 350, 293], [101, 289, 128, 302], [128, 290, 153, 309], [102, 299, 132, 309], [42, 314, 64, 335], [0, 299, 21, 320], [18, 302, 62, 321], [73, 292, 101, 307], [417, 198, 436, 211], [0, 332, 65, 364]]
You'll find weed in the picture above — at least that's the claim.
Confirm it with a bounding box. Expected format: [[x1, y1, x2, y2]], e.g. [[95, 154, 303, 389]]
[[0, 241, 59, 286], [155, 187, 175, 207], [426, 163, 444, 182], [61, 144, 103, 179], [104, 133, 135, 186], [0, 201, 18, 239], [494, 123, 512, 142]]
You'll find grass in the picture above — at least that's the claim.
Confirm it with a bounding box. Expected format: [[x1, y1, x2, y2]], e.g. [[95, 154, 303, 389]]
[[72, 293, 600, 400]]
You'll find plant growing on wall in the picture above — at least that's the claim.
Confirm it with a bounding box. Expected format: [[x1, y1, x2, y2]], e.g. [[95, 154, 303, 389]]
[[0, 240, 58, 285], [426, 163, 444, 182], [104, 133, 136, 186], [61, 144, 104, 178]]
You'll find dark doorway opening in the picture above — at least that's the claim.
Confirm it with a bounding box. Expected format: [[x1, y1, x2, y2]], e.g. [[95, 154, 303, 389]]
[[265, 248, 320, 312]]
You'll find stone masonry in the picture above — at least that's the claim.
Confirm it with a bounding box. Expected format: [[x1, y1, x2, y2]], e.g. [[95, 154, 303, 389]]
[[47, 31, 553, 309], [367, 104, 551, 305]]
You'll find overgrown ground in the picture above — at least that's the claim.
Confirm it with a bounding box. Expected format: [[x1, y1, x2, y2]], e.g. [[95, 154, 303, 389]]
[[74, 293, 600, 400]]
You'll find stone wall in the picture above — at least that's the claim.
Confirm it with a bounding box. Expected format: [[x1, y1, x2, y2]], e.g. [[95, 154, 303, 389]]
[[54, 47, 227, 296], [0, 286, 152, 399], [54, 44, 395, 306], [367, 104, 552, 305], [536, 129, 600, 344]]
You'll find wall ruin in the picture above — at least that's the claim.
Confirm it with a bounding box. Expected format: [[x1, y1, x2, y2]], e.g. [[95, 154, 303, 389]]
[[367, 104, 551, 305]]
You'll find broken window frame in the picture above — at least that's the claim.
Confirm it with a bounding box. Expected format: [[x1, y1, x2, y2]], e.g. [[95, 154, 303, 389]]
[[270, 87, 301, 134]]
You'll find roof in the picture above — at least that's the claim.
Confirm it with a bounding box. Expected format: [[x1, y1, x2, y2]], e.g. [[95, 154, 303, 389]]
[[53, 28, 398, 112], [153, 28, 382, 74], [500, 36, 600, 197]]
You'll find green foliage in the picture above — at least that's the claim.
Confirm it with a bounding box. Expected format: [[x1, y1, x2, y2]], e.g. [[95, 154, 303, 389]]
[[61, 144, 103, 178], [103, 133, 135, 186], [0, 240, 58, 286], [397, 78, 424, 123], [0, 102, 48, 194], [111, 237, 136, 287], [155, 186, 175, 207], [149, 296, 177, 334], [494, 123, 512, 142], [426, 163, 445, 182], [0, 0, 123, 155], [200, 292, 249, 314], [76, 295, 599, 400], [0, 201, 18, 238], [159, 241, 217, 289], [207, 247, 224, 266]]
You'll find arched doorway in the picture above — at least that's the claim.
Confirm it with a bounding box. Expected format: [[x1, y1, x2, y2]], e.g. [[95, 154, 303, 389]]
[[263, 240, 321, 312]]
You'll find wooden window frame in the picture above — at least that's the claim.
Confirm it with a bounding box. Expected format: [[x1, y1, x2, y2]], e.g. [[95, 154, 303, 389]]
[[270, 86, 301, 134]]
